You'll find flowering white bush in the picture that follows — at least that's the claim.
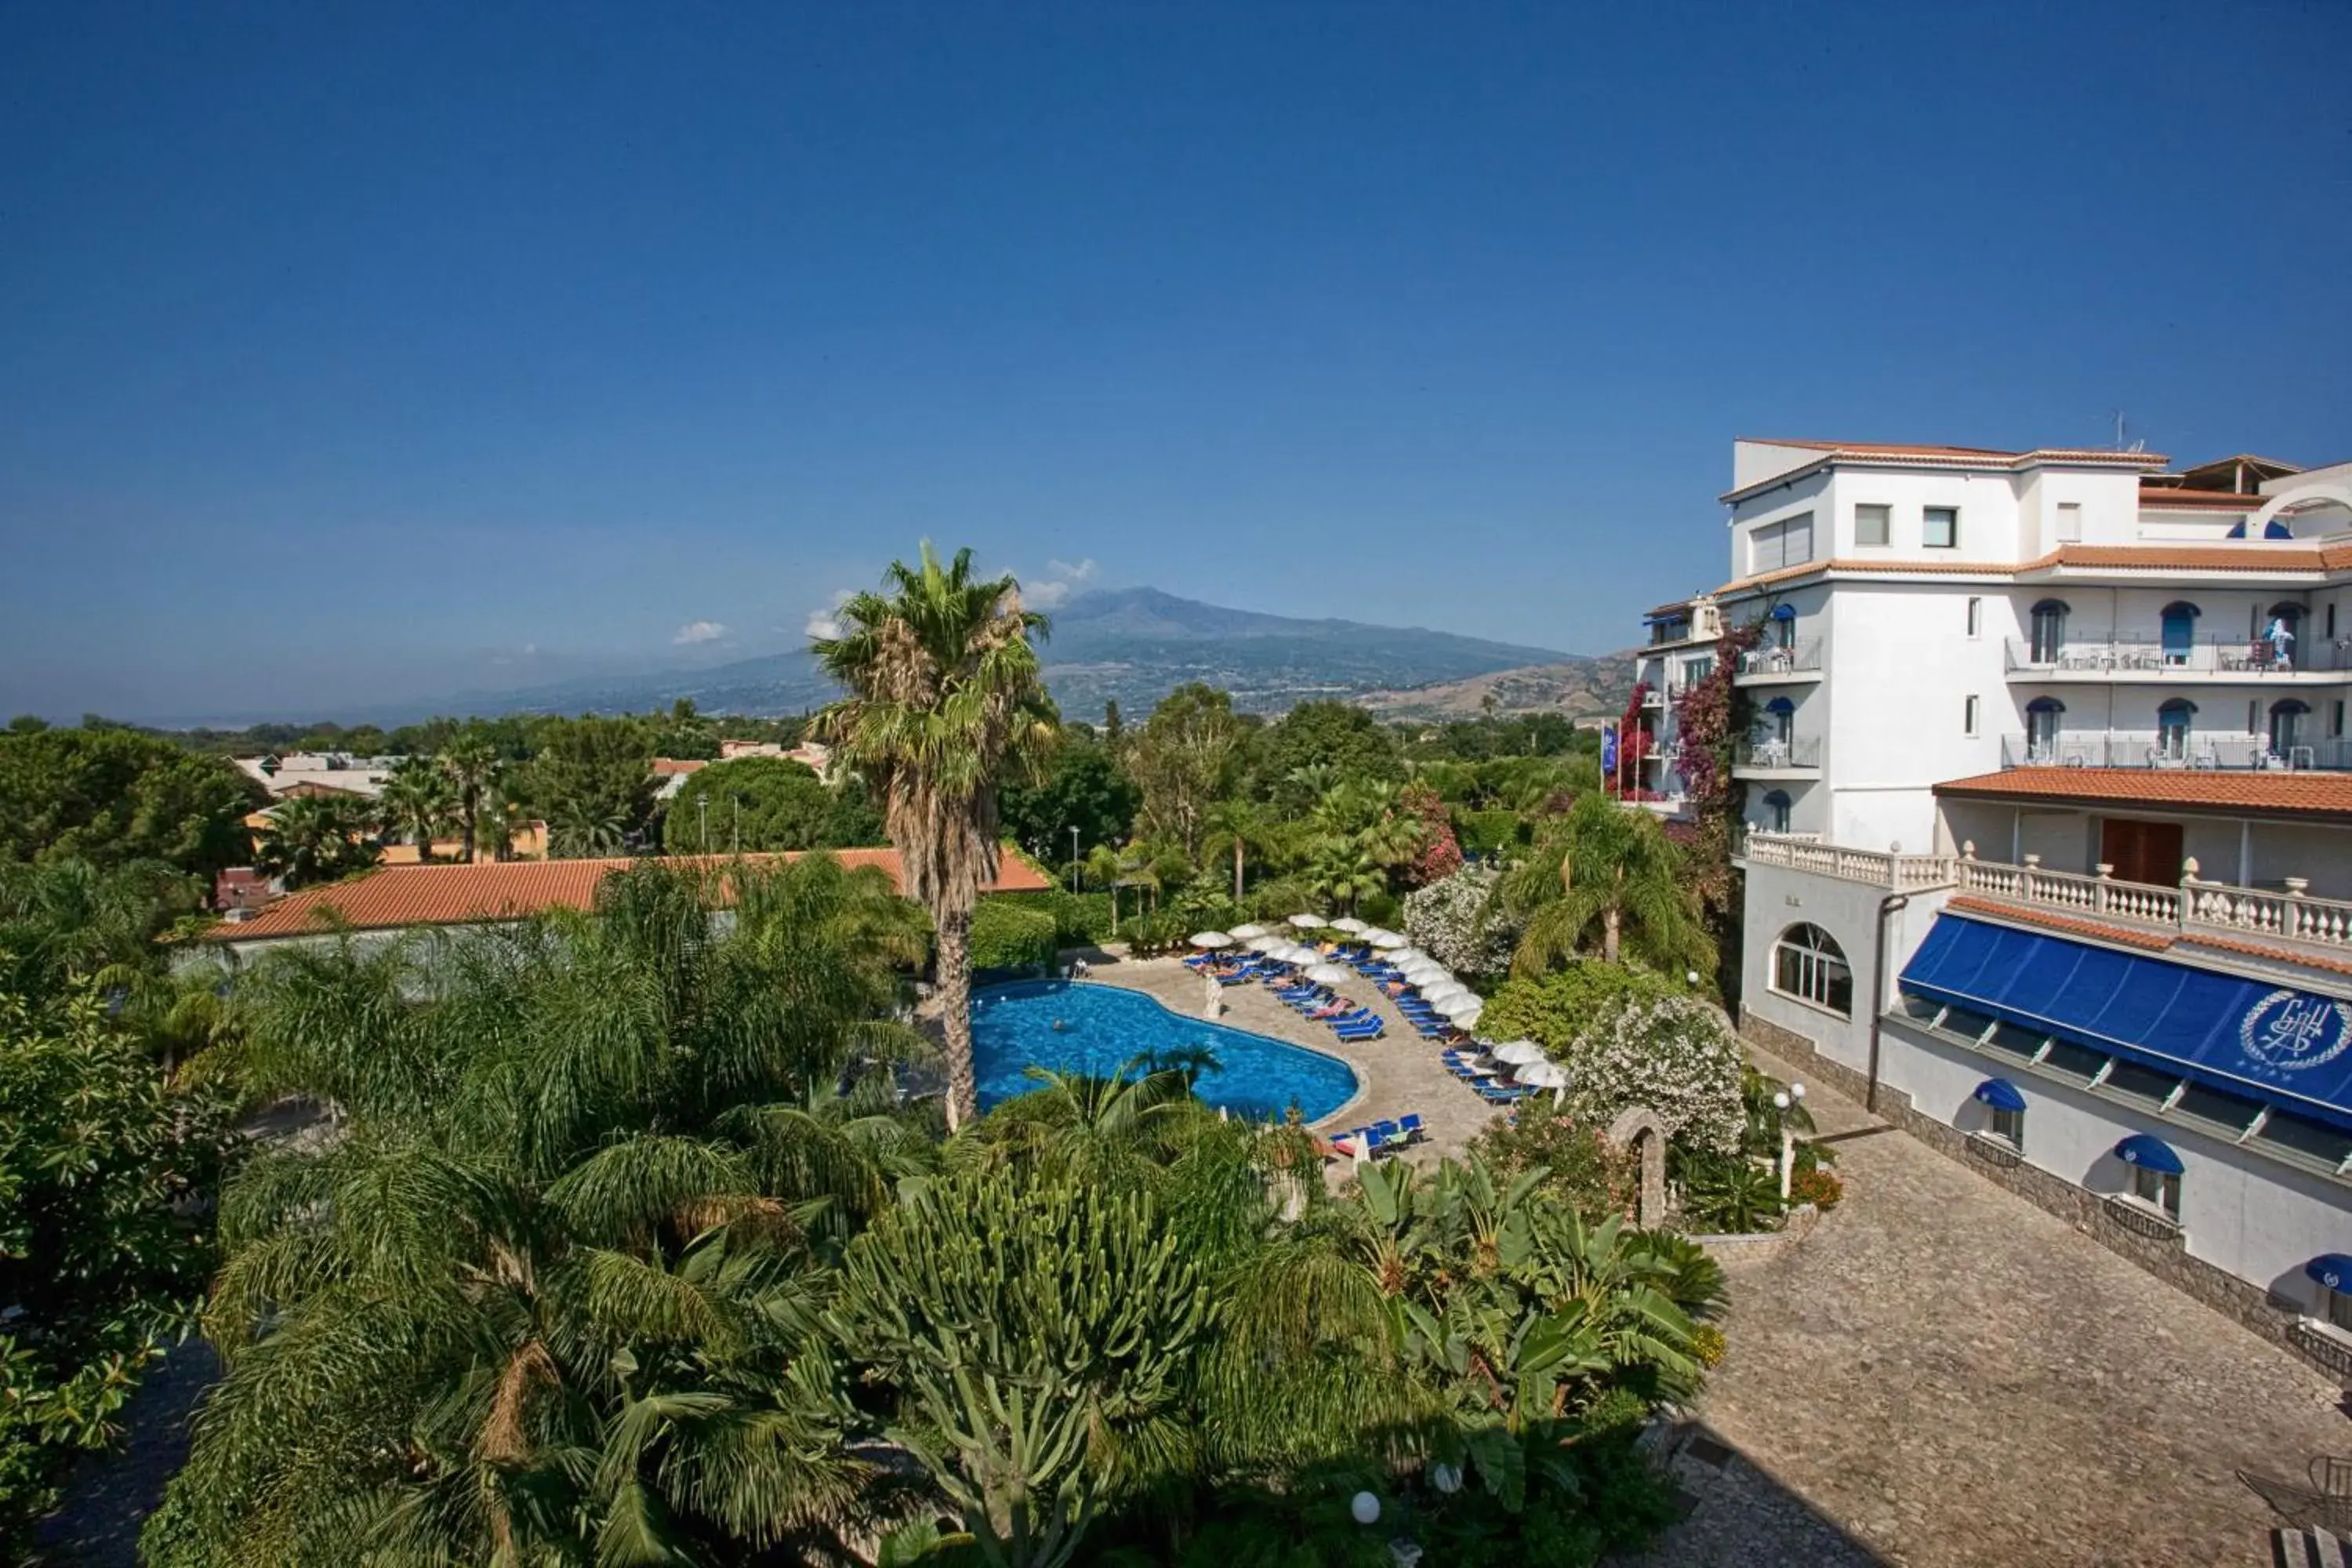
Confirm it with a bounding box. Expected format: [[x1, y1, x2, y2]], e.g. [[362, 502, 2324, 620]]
[[1403, 868, 1519, 976], [1559, 996, 1744, 1155]]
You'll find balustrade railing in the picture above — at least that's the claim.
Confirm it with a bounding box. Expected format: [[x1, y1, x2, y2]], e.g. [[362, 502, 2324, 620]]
[[2004, 631, 2352, 676], [1998, 731, 2346, 772], [1736, 638, 1823, 678], [1742, 831, 2352, 958], [1733, 735, 1821, 769]]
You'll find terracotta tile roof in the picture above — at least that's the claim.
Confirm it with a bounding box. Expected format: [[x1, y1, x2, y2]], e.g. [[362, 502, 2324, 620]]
[[650, 759, 709, 776], [201, 849, 1051, 942], [1944, 896, 2352, 980], [1944, 895, 2176, 950], [1710, 541, 2349, 599], [1723, 442, 2166, 503], [2136, 485, 2259, 510], [1933, 768, 2352, 822]]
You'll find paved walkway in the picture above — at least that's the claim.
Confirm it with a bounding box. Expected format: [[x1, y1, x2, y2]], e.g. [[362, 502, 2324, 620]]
[[1639, 1044, 2349, 1568], [1084, 953, 1505, 1156]]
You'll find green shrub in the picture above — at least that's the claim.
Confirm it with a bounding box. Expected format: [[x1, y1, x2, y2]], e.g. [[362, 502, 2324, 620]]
[[969, 898, 1059, 975], [1479, 963, 1680, 1050], [990, 889, 1115, 946], [1453, 808, 1526, 857]]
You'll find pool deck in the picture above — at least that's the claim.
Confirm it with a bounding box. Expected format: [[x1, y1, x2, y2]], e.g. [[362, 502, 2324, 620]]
[[1079, 952, 1508, 1160]]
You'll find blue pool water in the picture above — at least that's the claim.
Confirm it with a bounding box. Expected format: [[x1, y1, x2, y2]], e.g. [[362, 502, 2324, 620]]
[[971, 980, 1361, 1123]]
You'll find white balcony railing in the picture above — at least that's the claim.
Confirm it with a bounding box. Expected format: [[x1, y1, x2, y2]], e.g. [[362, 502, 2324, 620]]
[[1740, 829, 2352, 960], [1999, 731, 2352, 773], [2005, 632, 2352, 676], [1737, 639, 1824, 678], [1733, 735, 1822, 770]]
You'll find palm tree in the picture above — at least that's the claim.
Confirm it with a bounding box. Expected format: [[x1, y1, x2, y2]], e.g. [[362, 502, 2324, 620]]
[[437, 731, 503, 864], [811, 542, 1058, 1132], [253, 793, 377, 887], [1202, 799, 1275, 902], [376, 756, 454, 862], [0, 857, 190, 1004], [163, 857, 935, 1564], [1305, 833, 1384, 916], [1501, 790, 1714, 975]]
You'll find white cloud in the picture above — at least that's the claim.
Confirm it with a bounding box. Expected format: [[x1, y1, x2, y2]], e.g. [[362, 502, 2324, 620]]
[[673, 620, 728, 645], [804, 589, 855, 641], [1026, 557, 1098, 609]]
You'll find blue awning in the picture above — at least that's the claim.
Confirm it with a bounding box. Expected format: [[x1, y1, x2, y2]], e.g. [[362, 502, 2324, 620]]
[[1763, 695, 1796, 715], [2114, 1133, 2183, 1174], [2307, 1254, 2352, 1291], [1900, 915, 2352, 1129], [1769, 604, 1798, 621], [1974, 1077, 2027, 1112]]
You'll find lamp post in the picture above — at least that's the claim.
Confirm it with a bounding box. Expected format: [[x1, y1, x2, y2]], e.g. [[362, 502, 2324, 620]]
[[1070, 825, 1080, 894], [1773, 1083, 1807, 1201]]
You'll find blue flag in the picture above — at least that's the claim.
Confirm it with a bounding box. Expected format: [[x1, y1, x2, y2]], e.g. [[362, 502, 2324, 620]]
[[1600, 723, 1619, 776]]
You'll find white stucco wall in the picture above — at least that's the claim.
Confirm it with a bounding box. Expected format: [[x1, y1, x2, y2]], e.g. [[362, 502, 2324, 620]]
[[1739, 861, 1949, 1076], [1880, 1018, 2352, 1308]]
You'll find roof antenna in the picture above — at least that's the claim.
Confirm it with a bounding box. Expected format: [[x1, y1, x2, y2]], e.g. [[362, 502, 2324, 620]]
[[2109, 409, 2146, 456]]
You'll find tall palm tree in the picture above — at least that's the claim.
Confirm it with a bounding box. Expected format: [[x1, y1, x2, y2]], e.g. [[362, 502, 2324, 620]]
[[811, 542, 1058, 1131], [376, 756, 454, 863], [437, 731, 503, 864], [1501, 790, 1714, 975], [253, 793, 378, 887], [1202, 799, 1275, 902]]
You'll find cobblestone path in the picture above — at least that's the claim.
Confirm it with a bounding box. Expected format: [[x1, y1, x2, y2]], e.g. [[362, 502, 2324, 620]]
[[1642, 1045, 2348, 1567]]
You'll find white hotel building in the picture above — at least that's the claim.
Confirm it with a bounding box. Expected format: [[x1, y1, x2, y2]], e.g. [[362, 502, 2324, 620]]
[[1635, 438, 2352, 1372]]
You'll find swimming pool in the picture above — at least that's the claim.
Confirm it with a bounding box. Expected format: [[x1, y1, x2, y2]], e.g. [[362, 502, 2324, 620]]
[[971, 980, 1362, 1123]]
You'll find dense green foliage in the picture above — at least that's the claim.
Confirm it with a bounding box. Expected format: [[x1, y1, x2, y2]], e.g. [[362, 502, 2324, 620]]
[[659, 755, 886, 855], [516, 713, 659, 857], [999, 732, 1141, 866], [0, 727, 261, 882], [969, 896, 1061, 974], [0, 994, 237, 1553]]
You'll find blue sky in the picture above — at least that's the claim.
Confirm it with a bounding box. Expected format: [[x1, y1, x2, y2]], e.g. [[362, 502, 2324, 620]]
[[3, 0, 2347, 722]]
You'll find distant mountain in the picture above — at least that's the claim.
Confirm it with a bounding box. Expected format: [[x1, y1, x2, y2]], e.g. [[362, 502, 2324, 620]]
[[359, 588, 1612, 724], [1354, 655, 1641, 723]]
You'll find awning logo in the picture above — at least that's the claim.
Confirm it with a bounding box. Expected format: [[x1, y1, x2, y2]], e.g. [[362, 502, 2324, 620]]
[[2240, 991, 2352, 1074]]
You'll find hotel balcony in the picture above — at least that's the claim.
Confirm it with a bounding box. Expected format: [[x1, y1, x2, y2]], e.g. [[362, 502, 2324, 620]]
[[1998, 731, 2352, 772], [2004, 633, 2352, 682], [1740, 829, 2352, 964], [1733, 734, 1822, 778], [1733, 638, 1824, 684]]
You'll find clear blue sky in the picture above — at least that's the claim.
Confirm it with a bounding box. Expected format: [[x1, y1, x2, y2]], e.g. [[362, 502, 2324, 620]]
[[4, 0, 2347, 722]]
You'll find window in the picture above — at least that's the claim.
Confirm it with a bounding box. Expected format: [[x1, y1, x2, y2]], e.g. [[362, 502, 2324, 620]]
[[2029, 600, 2068, 662], [2098, 1058, 2178, 1105], [1965, 596, 1982, 637], [2055, 501, 2082, 543], [1924, 506, 1959, 549], [2172, 1081, 2265, 1134], [1762, 789, 1792, 833], [1771, 923, 1853, 1016], [2333, 700, 2345, 740], [2025, 697, 2063, 753], [2129, 1163, 2181, 1222], [1748, 513, 1816, 574], [1988, 1104, 2025, 1148], [2252, 1109, 2352, 1169], [2330, 604, 2339, 641], [2158, 699, 2195, 760], [1684, 655, 1714, 684], [2160, 601, 2200, 665], [1854, 503, 1890, 547], [2039, 1039, 2107, 1080], [1963, 695, 1980, 736], [2272, 699, 2310, 758], [2329, 1289, 2352, 1335]]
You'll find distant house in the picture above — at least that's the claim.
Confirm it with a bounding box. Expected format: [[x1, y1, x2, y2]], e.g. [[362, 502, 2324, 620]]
[[187, 847, 1050, 965], [234, 752, 399, 800], [652, 742, 837, 801]]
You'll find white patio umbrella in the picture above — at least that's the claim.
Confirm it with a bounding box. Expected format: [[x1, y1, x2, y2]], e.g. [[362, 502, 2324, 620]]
[[1330, 916, 1368, 934], [1437, 993, 1483, 1022], [1388, 946, 1427, 965], [1491, 1040, 1548, 1066], [1245, 935, 1284, 953], [1514, 1059, 1572, 1105], [1305, 963, 1352, 985], [1370, 931, 1410, 949], [1189, 931, 1234, 949], [1229, 923, 1269, 940], [1422, 982, 1471, 1005], [1289, 913, 1330, 929], [1404, 971, 1450, 991]]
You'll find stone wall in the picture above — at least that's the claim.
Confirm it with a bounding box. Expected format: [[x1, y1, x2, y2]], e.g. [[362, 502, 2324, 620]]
[[1739, 1007, 2342, 1380], [1690, 1202, 1820, 1268]]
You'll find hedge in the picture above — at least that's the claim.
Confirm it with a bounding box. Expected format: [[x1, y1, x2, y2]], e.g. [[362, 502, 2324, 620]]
[[970, 898, 1061, 975], [989, 889, 1116, 946]]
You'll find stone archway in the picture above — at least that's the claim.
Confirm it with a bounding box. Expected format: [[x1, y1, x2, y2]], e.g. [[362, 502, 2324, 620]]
[[1605, 1106, 1670, 1227]]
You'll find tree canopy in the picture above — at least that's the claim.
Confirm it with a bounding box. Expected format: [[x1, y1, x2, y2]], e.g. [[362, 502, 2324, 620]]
[[659, 756, 884, 855], [0, 728, 261, 882]]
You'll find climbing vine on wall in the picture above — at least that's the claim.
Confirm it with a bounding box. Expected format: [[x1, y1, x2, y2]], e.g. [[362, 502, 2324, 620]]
[[1671, 619, 1765, 981]]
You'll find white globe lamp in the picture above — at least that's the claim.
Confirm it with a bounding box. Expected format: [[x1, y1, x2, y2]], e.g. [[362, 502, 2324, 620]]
[[1351, 1490, 1381, 1525]]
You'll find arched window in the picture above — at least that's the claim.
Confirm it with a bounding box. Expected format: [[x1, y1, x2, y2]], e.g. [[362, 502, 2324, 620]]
[[1772, 924, 1853, 1016], [2025, 695, 2064, 755], [2160, 601, 2201, 666], [2158, 699, 2196, 760], [2267, 519, 2293, 539], [1762, 695, 1796, 743], [1769, 602, 1797, 648], [2029, 599, 2070, 663], [1762, 789, 1792, 833], [2272, 699, 2312, 760]]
